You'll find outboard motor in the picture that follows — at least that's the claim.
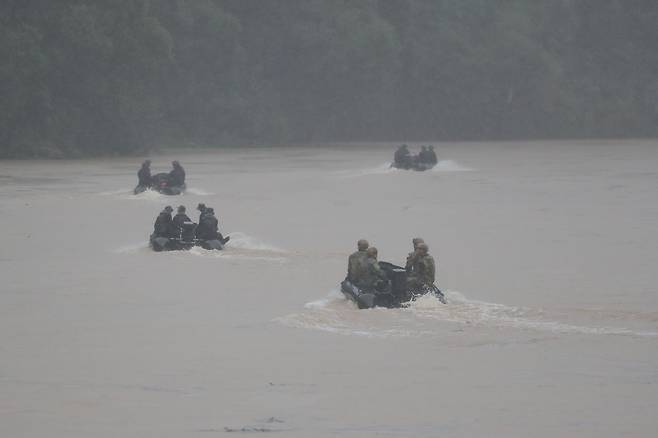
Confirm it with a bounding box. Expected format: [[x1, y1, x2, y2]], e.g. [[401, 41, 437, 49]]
[[180, 222, 197, 243], [377, 261, 412, 305], [388, 265, 409, 301]]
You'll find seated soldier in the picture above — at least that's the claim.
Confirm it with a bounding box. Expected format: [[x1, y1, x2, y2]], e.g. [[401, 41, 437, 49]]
[[347, 239, 369, 283], [153, 206, 173, 237], [405, 237, 424, 273], [138, 160, 152, 187], [358, 247, 388, 291], [394, 144, 411, 166], [418, 146, 430, 163], [197, 203, 208, 222], [197, 207, 228, 243], [171, 205, 191, 237], [407, 243, 436, 289], [428, 145, 438, 164], [169, 161, 186, 186]]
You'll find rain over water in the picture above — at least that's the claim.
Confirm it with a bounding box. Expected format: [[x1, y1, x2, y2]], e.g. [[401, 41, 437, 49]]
[[1, 141, 658, 437]]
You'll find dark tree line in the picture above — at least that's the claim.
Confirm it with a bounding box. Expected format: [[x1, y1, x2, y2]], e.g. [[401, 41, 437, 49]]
[[1, 0, 657, 157]]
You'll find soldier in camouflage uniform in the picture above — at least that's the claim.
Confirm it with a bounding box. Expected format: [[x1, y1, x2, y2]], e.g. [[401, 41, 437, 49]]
[[405, 237, 425, 273], [153, 205, 173, 237], [428, 145, 438, 164], [347, 239, 369, 283], [359, 247, 388, 290], [394, 144, 411, 166], [407, 243, 436, 288]]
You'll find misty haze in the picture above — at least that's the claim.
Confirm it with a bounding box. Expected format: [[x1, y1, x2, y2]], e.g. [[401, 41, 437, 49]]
[[1, 2, 657, 437]]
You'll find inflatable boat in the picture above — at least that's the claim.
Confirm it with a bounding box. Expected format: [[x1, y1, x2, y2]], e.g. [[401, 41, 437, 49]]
[[340, 261, 446, 309], [134, 172, 186, 195], [391, 159, 436, 171], [150, 222, 228, 252]]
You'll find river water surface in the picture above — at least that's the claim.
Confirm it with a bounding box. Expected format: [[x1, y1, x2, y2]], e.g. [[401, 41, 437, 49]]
[[1, 141, 657, 437]]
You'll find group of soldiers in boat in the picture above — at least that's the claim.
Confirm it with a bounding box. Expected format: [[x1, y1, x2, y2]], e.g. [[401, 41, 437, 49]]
[[392, 144, 438, 170], [347, 238, 435, 291], [135, 160, 186, 195], [152, 203, 227, 244]]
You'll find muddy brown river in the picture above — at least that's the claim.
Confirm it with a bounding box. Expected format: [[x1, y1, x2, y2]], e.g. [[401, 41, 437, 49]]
[[1, 141, 657, 437]]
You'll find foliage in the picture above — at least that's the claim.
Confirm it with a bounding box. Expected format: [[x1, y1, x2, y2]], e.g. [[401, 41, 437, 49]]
[[1, 0, 657, 157]]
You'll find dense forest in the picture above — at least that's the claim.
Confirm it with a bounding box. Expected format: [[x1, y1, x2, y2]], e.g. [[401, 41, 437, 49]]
[[1, 0, 657, 157]]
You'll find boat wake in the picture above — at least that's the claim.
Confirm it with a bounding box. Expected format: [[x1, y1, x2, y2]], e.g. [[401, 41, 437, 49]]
[[337, 160, 473, 178], [98, 188, 166, 202], [113, 232, 288, 262], [339, 163, 397, 177], [276, 290, 658, 339], [99, 186, 213, 200], [431, 159, 474, 172], [227, 232, 286, 253], [276, 290, 425, 338], [185, 187, 214, 196], [113, 242, 150, 254], [408, 292, 658, 336], [130, 189, 168, 201], [187, 246, 288, 263], [98, 188, 133, 196]]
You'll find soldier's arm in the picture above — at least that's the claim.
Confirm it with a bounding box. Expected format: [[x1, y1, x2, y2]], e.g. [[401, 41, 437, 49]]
[[374, 262, 387, 279], [421, 258, 435, 283], [428, 258, 436, 282], [405, 252, 415, 270]]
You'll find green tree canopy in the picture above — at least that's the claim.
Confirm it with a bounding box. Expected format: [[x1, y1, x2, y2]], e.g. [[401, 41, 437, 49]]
[[1, 0, 657, 157]]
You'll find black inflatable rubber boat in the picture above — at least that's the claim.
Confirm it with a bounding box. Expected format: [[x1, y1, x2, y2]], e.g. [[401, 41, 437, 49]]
[[135, 172, 186, 195], [340, 261, 446, 309], [150, 222, 228, 252], [391, 159, 436, 171]]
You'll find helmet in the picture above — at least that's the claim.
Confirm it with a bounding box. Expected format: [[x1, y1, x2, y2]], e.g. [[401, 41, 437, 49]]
[[177, 205, 186, 213], [357, 239, 369, 250], [164, 205, 173, 212], [412, 237, 424, 247]]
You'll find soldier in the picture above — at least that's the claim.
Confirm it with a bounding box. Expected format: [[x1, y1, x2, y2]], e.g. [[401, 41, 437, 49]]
[[407, 243, 436, 289], [428, 145, 438, 164], [172, 205, 191, 233], [197, 203, 208, 222], [394, 144, 411, 167], [347, 239, 369, 283], [405, 237, 425, 273], [169, 160, 186, 186], [153, 205, 173, 237], [359, 247, 388, 290], [418, 146, 430, 163], [137, 160, 152, 187], [197, 208, 212, 240], [197, 207, 228, 243]]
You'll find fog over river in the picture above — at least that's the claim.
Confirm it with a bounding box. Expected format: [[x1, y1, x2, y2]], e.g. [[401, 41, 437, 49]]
[[1, 141, 657, 437]]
